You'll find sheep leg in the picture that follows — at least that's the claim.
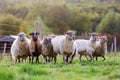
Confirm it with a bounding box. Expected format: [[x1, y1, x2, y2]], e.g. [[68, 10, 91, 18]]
[[69, 53, 75, 63], [88, 54, 93, 61], [46, 57, 49, 63], [29, 56, 31, 63], [32, 56, 34, 64], [36, 56, 39, 64], [37, 57, 39, 64], [50, 57, 53, 62], [53, 52, 57, 64], [21, 59, 23, 62], [63, 56, 67, 64], [42, 55, 47, 63], [18, 58, 20, 63], [43, 56, 47, 63], [24, 59, 26, 62], [45, 57, 48, 63], [66, 55, 69, 63], [102, 56, 105, 61], [79, 54, 82, 62], [93, 56, 95, 61], [14, 58, 17, 64], [96, 57, 98, 61], [54, 55, 56, 64], [48, 57, 51, 63], [85, 55, 88, 60]]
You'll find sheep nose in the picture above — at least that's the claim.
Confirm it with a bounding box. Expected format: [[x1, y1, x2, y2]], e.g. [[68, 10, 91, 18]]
[[33, 37, 37, 41], [20, 38, 25, 41]]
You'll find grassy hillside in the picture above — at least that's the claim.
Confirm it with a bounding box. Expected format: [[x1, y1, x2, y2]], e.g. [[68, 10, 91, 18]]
[[0, 53, 120, 80]]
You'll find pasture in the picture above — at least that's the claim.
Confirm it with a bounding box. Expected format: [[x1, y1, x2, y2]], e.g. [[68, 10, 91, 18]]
[[0, 53, 120, 80]]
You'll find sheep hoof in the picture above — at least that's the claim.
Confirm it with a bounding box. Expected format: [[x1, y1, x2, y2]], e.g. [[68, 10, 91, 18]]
[[64, 62, 68, 65], [69, 61, 72, 64], [102, 58, 105, 61]]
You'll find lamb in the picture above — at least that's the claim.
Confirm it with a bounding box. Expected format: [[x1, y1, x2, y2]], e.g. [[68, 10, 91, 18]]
[[69, 33, 98, 63], [51, 30, 76, 64], [29, 31, 42, 64], [11, 32, 30, 64], [93, 36, 108, 61], [41, 37, 56, 63]]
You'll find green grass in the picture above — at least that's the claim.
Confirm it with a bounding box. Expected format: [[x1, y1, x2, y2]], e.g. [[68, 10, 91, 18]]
[[0, 53, 120, 80]]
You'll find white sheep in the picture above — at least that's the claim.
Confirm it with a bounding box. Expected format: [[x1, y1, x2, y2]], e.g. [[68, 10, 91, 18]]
[[11, 32, 30, 64], [93, 36, 108, 61], [69, 33, 98, 63], [51, 30, 76, 64]]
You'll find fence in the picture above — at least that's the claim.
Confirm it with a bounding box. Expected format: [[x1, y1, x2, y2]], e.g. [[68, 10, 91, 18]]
[[0, 23, 120, 53]]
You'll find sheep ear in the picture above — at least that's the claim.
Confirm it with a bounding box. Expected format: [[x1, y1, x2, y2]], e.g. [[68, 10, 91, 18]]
[[17, 33, 20, 36], [88, 33, 91, 36], [23, 33, 27, 36], [29, 32, 33, 35], [65, 32, 69, 34], [74, 31, 77, 33], [43, 36, 46, 38], [36, 32, 40, 35]]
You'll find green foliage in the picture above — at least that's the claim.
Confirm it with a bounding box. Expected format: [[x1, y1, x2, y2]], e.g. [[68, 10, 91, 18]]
[[96, 11, 120, 34], [70, 13, 92, 35], [26, 1, 93, 34], [0, 14, 31, 36], [6, 5, 29, 19], [0, 14, 21, 36]]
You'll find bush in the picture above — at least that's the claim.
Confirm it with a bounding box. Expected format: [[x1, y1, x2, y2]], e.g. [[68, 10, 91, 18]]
[[0, 14, 31, 36], [96, 11, 120, 34]]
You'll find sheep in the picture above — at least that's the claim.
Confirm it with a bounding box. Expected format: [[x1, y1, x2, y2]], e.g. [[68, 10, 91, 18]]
[[93, 36, 108, 61], [29, 31, 42, 64], [69, 33, 98, 63], [41, 37, 56, 63], [11, 32, 30, 64], [51, 30, 76, 64]]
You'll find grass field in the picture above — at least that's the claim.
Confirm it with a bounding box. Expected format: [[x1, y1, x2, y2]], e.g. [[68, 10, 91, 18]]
[[0, 53, 120, 80]]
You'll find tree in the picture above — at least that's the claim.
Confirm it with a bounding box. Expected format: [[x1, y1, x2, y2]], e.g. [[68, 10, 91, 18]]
[[96, 11, 120, 34]]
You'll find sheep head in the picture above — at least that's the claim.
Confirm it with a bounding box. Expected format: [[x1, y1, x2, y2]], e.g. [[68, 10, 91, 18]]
[[17, 32, 27, 42], [99, 36, 108, 44], [30, 32, 40, 42], [90, 33, 98, 41], [43, 37, 52, 48], [65, 30, 76, 40], [42, 37, 52, 54]]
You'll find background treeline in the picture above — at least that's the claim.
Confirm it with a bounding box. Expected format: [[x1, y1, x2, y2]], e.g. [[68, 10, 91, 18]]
[[0, 0, 120, 37]]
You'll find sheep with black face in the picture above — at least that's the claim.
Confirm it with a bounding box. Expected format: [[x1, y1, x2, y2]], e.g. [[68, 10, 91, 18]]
[[29, 32, 42, 64]]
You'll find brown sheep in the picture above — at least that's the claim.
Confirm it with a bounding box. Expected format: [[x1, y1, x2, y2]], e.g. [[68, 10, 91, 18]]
[[29, 32, 42, 64], [93, 36, 108, 61], [41, 37, 56, 63]]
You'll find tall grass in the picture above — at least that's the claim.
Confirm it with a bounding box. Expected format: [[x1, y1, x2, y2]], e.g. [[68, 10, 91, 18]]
[[0, 53, 120, 80]]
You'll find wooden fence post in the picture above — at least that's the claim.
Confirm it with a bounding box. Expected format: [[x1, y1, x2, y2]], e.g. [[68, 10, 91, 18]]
[[111, 43, 114, 53], [3, 43, 7, 55], [114, 36, 117, 55]]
